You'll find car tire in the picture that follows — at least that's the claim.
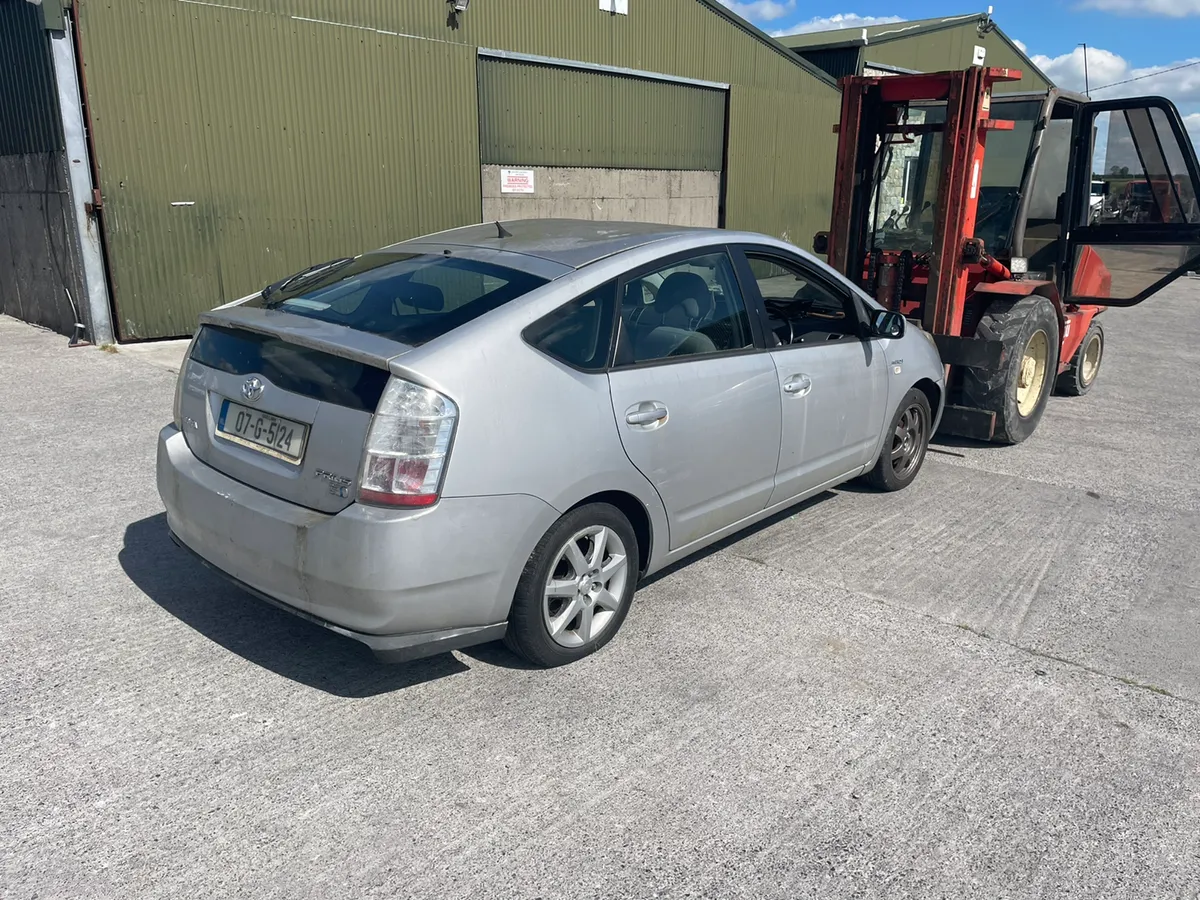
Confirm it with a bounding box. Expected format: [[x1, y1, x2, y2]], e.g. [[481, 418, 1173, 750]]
[[961, 295, 1060, 444], [504, 503, 640, 668], [1055, 319, 1104, 397], [865, 387, 932, 492]]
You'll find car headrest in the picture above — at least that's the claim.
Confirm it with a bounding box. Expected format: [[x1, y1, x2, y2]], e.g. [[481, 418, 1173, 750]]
[[396, 281, 445, 312], [363, 278, 445, 312], [655, 271, 711, 320]]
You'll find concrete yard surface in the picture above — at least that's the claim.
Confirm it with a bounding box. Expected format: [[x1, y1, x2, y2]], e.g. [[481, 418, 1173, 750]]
[[3, 280, 1200, 898]]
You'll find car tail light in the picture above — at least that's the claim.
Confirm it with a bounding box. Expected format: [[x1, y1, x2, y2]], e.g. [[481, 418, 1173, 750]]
[[357, 377, 458, 508], [173, 368, 185, 430], [172, 335, 199, 430]]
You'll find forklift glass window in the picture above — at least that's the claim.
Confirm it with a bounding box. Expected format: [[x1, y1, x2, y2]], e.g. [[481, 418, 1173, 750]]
[[865, 99, 1041, 257], [1069, 243, 1200, 300], [1090, 108, 1199, 226], [975, 99, 1042, 253], [1152, 107, 1199, 222], [744, 255, 857, 346], [867, 104, 945, 254]]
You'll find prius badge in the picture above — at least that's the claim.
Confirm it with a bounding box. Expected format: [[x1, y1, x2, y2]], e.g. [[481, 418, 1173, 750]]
[[241, 376, 265, 402]]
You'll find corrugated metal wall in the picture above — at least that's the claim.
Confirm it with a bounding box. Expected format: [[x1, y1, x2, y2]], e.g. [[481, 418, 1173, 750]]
[[479, 59, 725, 171], [77, 0, 840, 338], [0, 0, 88, 338], [108, 0, 831, 93], [726, 84, 841, 246], [77, 1, 479, 339], [0, 0, 63, 155], [798, 48, 861, 83], [864, 25, 1050, 94]]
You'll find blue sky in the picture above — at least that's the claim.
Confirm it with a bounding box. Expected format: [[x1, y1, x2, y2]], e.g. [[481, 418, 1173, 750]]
[[719, 0, 1200, 147]]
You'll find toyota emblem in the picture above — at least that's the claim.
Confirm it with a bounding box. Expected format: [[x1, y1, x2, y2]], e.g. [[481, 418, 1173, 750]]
[[241, 376, 265, 402]]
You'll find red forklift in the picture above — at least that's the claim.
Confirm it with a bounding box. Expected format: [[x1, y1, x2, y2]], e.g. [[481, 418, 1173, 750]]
[[815, 66, 1200, 442]]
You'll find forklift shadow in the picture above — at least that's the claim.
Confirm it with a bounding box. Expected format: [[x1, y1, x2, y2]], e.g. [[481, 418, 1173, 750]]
[[930, 434, 999, 453], [118, 514, 469, 697]]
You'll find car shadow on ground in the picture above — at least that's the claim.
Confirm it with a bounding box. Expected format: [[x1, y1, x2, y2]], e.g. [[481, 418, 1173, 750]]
[[638, 490, 840, 587], [119, 514, 469, 698], [461, 491, 843, 670]]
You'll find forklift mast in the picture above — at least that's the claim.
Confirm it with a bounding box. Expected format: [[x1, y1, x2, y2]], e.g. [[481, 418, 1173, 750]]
[[824, 66, 1022, 341]]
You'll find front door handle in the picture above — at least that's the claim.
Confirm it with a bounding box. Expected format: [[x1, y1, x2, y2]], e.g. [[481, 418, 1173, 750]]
[[783, 374, 812, 396], [625, 402, 668, 427]]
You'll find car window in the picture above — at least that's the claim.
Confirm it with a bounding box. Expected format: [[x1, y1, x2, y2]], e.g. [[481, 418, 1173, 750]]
[[524, 281, 617, 371], [244, 252, 549, 346], [616, 251, 753, 365], [744, 254, 859, 346]]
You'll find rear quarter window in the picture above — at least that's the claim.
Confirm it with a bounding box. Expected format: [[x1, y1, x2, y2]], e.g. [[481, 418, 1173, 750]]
[[523, 281, 618, 371], [246, 253, 549, 346]]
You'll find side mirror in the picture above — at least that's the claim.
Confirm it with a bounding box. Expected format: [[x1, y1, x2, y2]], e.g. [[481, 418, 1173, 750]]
[[869, 310, 905, 339]]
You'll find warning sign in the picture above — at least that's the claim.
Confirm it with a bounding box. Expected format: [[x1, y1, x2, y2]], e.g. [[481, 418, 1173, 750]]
[[500, 169, 536, 194]]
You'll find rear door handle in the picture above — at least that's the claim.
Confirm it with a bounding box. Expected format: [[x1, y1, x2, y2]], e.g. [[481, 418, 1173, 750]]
[[783, 374, 812, 396], [625, 402, 668, 427]]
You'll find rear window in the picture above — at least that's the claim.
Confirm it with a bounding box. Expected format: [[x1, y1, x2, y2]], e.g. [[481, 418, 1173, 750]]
[[191, 325, 391, 412], [246, 252, 550, 345]]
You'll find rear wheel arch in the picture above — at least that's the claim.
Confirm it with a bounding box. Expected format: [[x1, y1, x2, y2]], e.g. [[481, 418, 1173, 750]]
[[568, 491, 653, 577]]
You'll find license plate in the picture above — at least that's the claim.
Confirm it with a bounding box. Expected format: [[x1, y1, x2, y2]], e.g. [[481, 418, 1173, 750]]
[[217, 399, 309, 463]]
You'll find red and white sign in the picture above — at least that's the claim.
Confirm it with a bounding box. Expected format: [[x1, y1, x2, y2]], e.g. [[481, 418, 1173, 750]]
[[500, 169, 536, 194]]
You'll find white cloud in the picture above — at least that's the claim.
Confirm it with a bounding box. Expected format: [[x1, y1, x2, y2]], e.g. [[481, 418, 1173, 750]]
[[1021, 44, 1200, 156], [1013, 38, 1028, 53], [1185, 113, 1200, 151], [772, 13, 904, 36], [716, 0, 795, 22], [1026, 46, 1200, 106], [1076, 0, 1200, 16]]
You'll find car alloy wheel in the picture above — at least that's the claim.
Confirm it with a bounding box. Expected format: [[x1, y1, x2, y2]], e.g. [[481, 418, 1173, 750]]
[[890, 400, 927, 480], [542, 525, 629, 648]]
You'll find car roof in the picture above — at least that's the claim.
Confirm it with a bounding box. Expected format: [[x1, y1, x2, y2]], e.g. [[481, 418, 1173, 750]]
[[395, 218, 715, 271]]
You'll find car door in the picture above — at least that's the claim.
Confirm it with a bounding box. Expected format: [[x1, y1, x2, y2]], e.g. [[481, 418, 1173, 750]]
[[607, 247, 781, 552], [734, 248, 888, 505], [1062, 97, 1200, 306]]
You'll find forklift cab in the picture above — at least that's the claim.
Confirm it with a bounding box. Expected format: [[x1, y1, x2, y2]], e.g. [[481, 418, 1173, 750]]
[[821, 66, 1200, 443], [847, 83, 1200, 315], [1010, 91, 1200, 306]]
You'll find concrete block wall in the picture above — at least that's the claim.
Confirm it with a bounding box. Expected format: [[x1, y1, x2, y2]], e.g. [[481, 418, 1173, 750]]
[[482, 165, 720, 226]]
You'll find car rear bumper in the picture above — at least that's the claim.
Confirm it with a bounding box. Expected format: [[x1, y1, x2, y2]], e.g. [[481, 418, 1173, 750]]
[[156, 425, 559, 660]]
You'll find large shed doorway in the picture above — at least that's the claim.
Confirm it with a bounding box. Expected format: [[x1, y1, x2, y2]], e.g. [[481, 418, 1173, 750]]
[[477, 53, 728, 228]]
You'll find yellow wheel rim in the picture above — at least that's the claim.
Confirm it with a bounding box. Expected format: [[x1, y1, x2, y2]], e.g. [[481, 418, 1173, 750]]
[[1016, 329, 1050, 417], [1080, 331, 1102, 386]]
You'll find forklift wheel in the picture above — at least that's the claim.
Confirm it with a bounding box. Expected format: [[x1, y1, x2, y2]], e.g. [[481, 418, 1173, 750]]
[[865, 388, 932, 492], [961, 295, 1060, 444], [1055, 320, 1105, 397]]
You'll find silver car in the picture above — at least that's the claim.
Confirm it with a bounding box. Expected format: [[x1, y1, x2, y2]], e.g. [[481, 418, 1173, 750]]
[[158, 220, 944, 667]]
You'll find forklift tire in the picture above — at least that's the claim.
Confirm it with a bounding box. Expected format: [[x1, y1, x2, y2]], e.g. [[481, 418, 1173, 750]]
[[961, 295, 1060, 444], [1055, 320, 1104, 397], [865, 388, 932, 492]]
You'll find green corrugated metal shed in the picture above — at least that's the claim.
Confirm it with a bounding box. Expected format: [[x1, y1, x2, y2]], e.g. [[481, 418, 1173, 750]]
[[0, 0, 64, 156], [778, 12, 1053, 95], [478, 58, 726, 171], [76, 0, 843, 339]]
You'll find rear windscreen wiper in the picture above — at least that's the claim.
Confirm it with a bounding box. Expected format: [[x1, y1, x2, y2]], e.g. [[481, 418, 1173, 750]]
[[261, 257, 355, 306]]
